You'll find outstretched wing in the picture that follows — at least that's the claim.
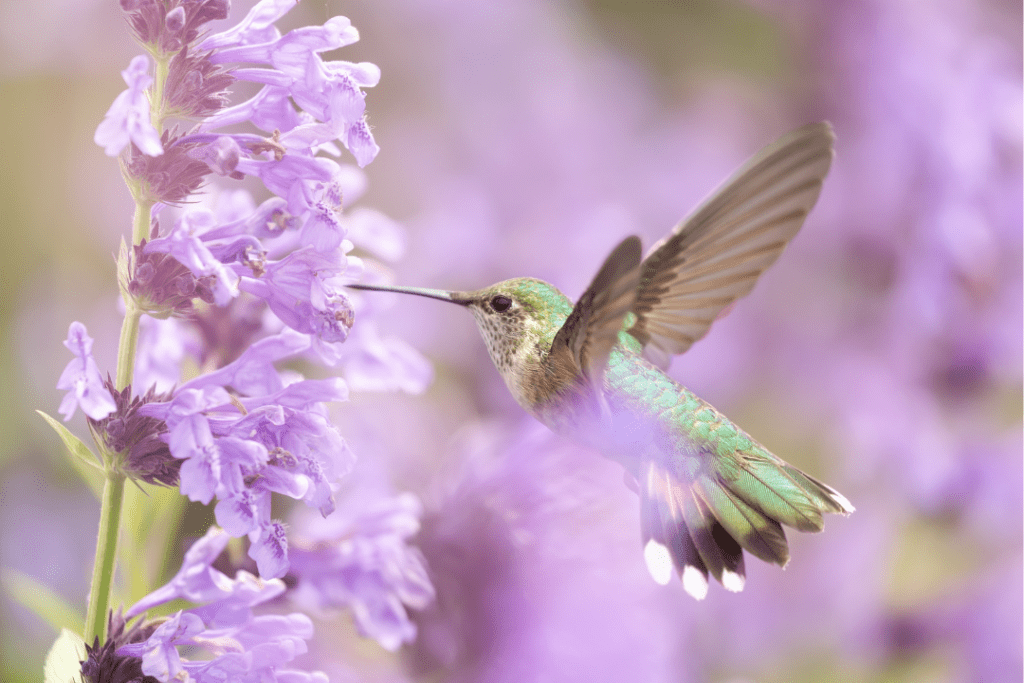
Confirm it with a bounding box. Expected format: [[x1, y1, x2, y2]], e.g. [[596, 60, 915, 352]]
[[549, 236, 642, 393], [627, 122, 835, 367]]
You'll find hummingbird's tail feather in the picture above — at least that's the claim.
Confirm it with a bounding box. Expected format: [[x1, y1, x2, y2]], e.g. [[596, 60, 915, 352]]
[[691, 473, 790, 566], [641, 462, 746, 598], [640, 453, 852, 599], [718, 452, 855, 532]]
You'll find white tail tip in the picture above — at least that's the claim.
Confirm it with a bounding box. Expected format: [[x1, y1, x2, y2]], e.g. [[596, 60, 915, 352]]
[[722, 569, 746, 593], [682, 565, 709, 600], [643, 539, 673, 586], [832, 490, 856, 514]]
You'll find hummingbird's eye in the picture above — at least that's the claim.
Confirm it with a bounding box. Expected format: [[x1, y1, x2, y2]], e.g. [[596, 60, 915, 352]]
[[489, 295, 513, 313]]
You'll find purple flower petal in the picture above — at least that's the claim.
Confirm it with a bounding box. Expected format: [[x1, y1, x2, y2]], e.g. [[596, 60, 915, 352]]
[[126, 527, 233, 618], [128, 611, 204, 681], [198, 0, 297, 52], [238, 248, 355, 343], [188, 135, 242, 176], [342, 325, 433, 395], [94, 55, 163, 157], [178, 328, 311, 397], [344, 118, 379, 168], [249, 521, 290, 578], [215, 489, 265, 537], [56, 322, 117, 421]]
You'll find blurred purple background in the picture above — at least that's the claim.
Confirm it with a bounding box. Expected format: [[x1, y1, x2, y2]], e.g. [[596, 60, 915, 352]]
[[1, 0, 1020, 681]]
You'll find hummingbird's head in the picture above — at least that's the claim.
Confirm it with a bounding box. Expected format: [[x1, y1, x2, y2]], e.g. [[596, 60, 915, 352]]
[[460, 278, 573, 387], [347, 277, 573, 407]]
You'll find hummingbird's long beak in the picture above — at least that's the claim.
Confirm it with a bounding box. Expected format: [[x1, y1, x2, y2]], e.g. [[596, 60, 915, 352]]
[[347, 282, 472, 306]]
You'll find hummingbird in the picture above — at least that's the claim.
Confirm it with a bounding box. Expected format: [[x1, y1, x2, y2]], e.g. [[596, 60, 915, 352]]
[[348, 122, 853, 600]]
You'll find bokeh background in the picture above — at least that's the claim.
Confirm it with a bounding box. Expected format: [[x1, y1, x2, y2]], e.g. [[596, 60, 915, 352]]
[[1, 0, 1020, 681]]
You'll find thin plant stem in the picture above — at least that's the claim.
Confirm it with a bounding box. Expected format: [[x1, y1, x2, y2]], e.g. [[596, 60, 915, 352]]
[[83, 470, 126, 645]]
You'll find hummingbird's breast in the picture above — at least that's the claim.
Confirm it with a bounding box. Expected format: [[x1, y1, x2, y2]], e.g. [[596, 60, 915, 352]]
[[529, 329, 758, 484], [528, 336, 680, 470]]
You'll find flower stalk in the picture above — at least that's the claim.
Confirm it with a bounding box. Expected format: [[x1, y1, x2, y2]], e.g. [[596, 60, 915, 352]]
[[84, 470, 126, 645], [55, 2, 432, 677]]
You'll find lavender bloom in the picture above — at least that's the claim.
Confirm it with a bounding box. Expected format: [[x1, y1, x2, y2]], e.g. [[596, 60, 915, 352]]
[[82, 0, 429, 585], [238, 248, 355, 344], [122, 610, 204, 681], [56, 322, 116, 421], [138, 341, 354, 577], [289, 493, 435, 652], [200, 10, 379, 167], [94, 55, 163, 157], [118, 526, 325, 682]]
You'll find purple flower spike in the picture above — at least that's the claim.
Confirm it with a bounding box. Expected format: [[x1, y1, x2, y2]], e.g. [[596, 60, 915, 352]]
[[57, 322, 117, 421], [94, 55, 164, 157]]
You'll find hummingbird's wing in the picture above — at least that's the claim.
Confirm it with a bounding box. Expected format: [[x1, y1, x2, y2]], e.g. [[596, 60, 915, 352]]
[[549, 236, 642, 395], [627, 122, 835, 367]]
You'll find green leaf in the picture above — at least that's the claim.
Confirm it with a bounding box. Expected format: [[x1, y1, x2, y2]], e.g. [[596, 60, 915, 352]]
[[43, 629, 87, 683], [2, 569, 84, 635], [36, 410, 104, 496], [36, 410, 101, 468]]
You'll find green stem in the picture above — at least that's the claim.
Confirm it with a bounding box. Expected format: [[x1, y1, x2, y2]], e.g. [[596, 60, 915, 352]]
[[118, 198, 150, 390], [150, 52, 169, 131], [84, 471, 126, 645], [132, 197, 153, 247], [115, 305, 142, 392]]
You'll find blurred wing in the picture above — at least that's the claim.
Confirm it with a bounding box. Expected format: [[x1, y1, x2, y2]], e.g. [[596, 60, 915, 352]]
[[627, 122, 835, 366], [549, 236, 642, 392]]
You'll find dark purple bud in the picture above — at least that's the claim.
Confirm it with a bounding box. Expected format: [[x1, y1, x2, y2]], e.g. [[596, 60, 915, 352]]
[[165, 6, 185, 33], [128, 242, 213, 317], [135, 260, 155, 285], [81, 609, 160, 683], [105, 418, 126, 442], [183, 69, 203, 92], [174, 274, 197, 297], [165, 48, 234, 120], [197, 0, 231, 24], [87, 381, 180, 487], [126, 131, 211, 204]]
